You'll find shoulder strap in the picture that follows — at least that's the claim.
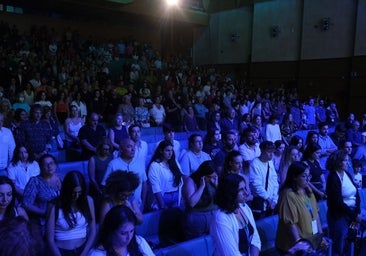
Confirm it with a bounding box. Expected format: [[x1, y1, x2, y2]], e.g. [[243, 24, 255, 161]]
[[265, 163, 270, 191]]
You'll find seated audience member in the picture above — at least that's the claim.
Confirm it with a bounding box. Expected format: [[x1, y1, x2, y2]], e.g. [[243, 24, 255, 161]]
[[135, 97, 150, 128], [265, 115, 282, 143], [183, 105, 200, 132], [88, 140, 114, 198], [12, 92, 30, 113], [23, 154, 61, 234], [180, 134, 211, 177], [148, 140, 183, 210], [304, 131, 319, 150], [109, 113, 129, 151], [213, 130, 238, 174], [18, 104, 52, 159], [220, 107, 239, 133], [99, 171, 143, 224], [102, 138, 147, 209], [276, 162, 328, 254], [46, 171, 96, 256], [149, 95, 165, 126], [10, 108, 27, 145], [156, 123, 181, 160], [64, 104, 84, 149], [182, 161, 218, 239], [0, 176, 28, 221], [7, 145, 40, 199], [0, 217, 44, 256], [210, 173, 261, 256], [326, 150, 361, 256], [78, 112, 107, 160], [352, 159, 363, 188], [203, 128, 223, 159], [89, 205, 154, 256]]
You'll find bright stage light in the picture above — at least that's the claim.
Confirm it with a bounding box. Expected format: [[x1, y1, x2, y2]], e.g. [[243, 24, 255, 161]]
[[166, 0, 179, 6]]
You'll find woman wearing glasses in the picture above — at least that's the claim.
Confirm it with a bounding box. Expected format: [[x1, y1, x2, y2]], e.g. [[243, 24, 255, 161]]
[[276, 161, 327, 254], [99, 170, 143, 225]]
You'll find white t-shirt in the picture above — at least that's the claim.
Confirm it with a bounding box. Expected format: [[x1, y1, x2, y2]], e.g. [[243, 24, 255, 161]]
[[88, 235, 155, 256]]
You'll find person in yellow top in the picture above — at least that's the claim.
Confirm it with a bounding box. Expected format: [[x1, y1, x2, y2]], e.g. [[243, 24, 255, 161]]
[[275, 161, 328, 254]]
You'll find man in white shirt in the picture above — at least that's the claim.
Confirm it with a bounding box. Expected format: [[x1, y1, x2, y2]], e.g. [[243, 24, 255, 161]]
[[239, 126, 261, 173], [128, 124, 148, 168], [249, 141, 279, 219], [0, 113, 16, 176], [102, 138, 147, 209]]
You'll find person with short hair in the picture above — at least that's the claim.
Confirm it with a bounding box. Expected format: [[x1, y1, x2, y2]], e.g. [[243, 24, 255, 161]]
[[180, 134, 211, 177], [18, 104, 52, 159], [78, 112, 106, 160], [249, 141, 279, 219], [7, 144, 40, 198], [102, 138, 147, 209]]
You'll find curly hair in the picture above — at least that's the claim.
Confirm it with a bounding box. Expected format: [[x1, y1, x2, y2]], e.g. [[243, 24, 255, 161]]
[[0, 217, 44, 256], [105, 170, 140, 198], [326, 150, 348, 172], [215, 173, 244, 213]]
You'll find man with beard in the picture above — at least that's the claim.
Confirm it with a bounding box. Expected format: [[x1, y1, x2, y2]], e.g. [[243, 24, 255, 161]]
[[213, 130, 238, 174], [239, 126, 261, 173]]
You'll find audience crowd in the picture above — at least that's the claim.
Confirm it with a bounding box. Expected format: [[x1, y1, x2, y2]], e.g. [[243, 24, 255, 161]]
[[1, 20, 366, 256]]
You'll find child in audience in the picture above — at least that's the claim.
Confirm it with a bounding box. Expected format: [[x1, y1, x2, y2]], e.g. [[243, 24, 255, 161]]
[[352, 159, 363, 188]]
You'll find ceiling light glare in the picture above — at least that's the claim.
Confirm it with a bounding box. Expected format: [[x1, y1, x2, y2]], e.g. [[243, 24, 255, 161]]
[[166, 0, 179, 6]]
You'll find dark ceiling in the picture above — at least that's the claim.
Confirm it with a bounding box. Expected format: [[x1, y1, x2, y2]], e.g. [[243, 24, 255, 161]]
[[4, 0, 273, 26]]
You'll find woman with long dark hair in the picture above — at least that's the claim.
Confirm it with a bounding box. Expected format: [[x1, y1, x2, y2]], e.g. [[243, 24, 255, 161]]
[[147, 140, 183, 210], [7, 144, 40, 198], [89, 205, 154, 256], [0, 176, 28, 221], [276, 162, 327, 254], [210, 173, 261, 256], [182, 161, 218, 239], [46, 171, 96, 256]]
